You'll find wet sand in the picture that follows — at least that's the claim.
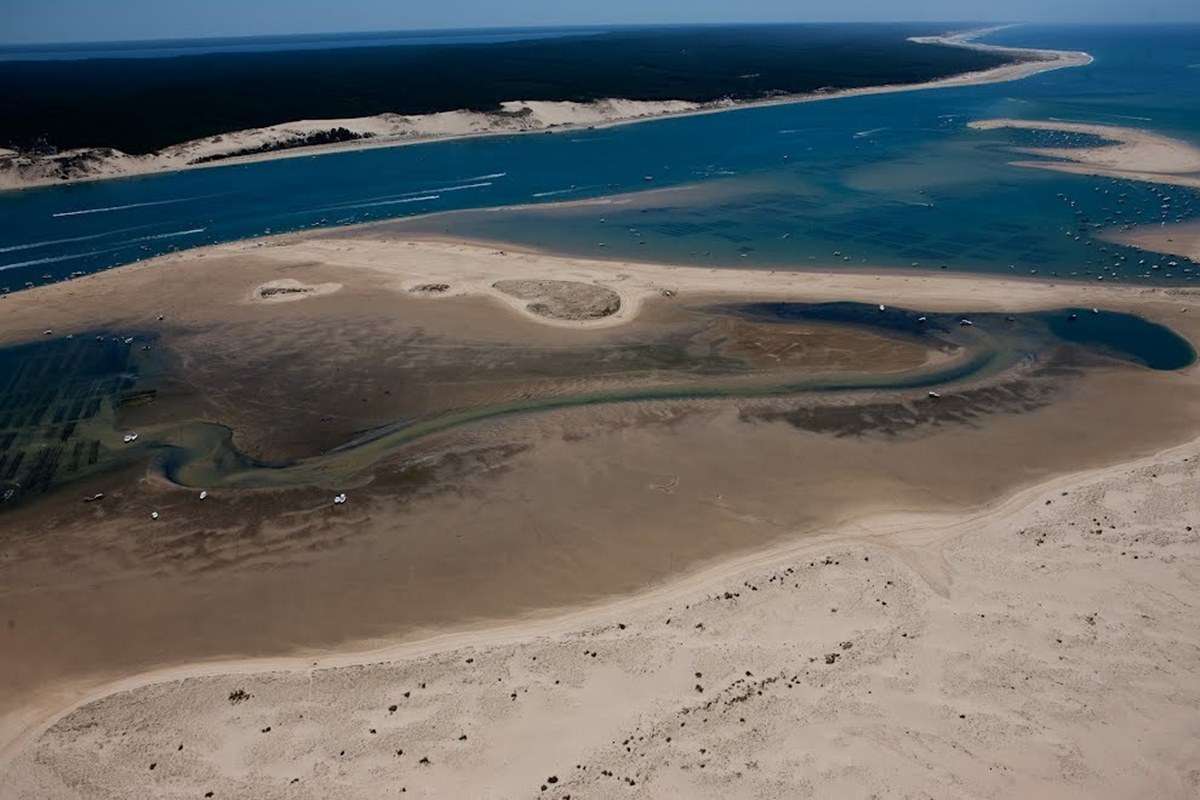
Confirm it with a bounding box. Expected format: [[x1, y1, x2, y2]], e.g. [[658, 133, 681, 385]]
[[2, 234, 1200, 795], [1102, 219, 1200, 263]]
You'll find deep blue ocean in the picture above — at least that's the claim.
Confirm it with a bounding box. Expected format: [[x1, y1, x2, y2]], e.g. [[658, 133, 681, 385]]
[[2, 24, 1199, 292]]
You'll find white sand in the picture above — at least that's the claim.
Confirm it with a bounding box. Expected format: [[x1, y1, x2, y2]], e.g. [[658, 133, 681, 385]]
[[970, 118, 1200, 188], [0, 31, 1091, 191], [249, 278, 343, 303], [5, 435, 1200, 798], [223, 234, 1178, 330]]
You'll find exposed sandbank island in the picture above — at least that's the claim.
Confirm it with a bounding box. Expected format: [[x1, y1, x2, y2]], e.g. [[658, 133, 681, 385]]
[[971, 118, 1200, 188], [0, 29, 1091, 191], [1, 229, 1199, 799], [1104, 219, 1200, 263]]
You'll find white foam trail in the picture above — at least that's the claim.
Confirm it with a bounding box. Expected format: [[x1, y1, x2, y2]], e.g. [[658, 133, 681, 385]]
[[51, 196, 207, 218], [854, 127, 888, 138], [531, 187, 578, 198], [320, 181, 492, 212], [325, 195, 441, 211], [1, 246, 127, 271], [0, 228, 206, 271], [138, 228, 206, 241], [0, 223, 157, 253], [419, 181, 493, 194]]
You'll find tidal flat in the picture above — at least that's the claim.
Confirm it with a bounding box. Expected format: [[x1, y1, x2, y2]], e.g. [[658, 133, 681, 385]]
[[2, 233, 1200, 769]]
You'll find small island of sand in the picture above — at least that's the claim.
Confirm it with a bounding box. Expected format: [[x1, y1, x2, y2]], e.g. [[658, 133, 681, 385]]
[[493, 279, 622, 321], [970, 118, 1200, 188]]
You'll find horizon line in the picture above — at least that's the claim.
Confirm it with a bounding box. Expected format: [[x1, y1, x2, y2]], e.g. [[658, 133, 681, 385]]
[[2, 18, 1184, 50]]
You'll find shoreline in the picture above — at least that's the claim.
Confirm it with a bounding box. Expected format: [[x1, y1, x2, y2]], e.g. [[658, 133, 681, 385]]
[[220, 231, 1197, 332], [0, 28, 1092, 192], [5, 226, 1189, 342]]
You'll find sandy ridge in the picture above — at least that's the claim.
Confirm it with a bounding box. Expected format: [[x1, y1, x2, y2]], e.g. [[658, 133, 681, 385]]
[[230, 233, 1180, 331]]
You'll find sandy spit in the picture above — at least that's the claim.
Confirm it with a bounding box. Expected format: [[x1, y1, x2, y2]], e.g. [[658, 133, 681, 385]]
[[970, 118, 1200, 188], [0, 29, 1091, 191], [218, 233, 1186, 331]]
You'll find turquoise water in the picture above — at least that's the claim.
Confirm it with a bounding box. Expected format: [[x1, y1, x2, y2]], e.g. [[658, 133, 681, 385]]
[[1, 25, 1199, 292]]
